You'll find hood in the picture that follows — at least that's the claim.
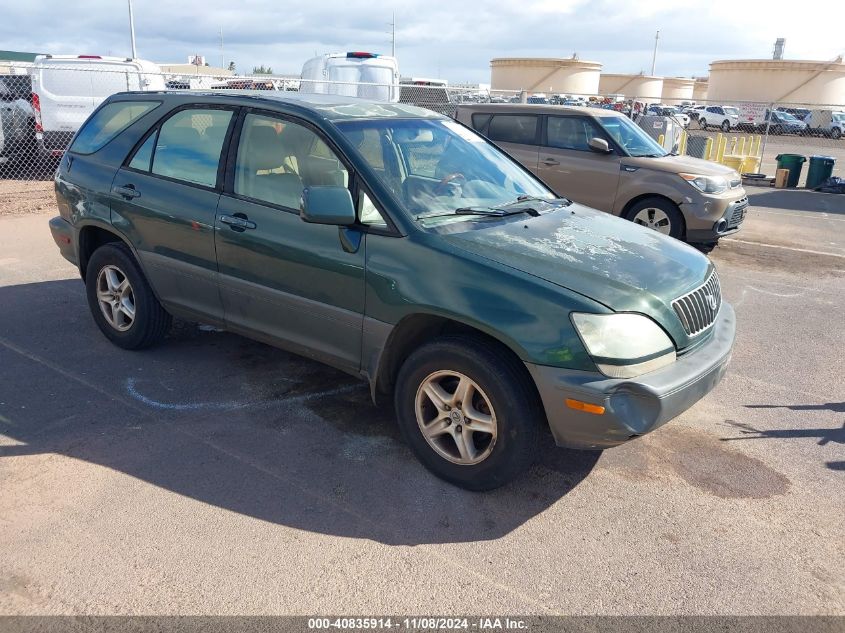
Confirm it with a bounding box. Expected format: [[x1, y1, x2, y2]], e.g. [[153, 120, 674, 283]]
[[625, 153, 738, 176], [441, 205, 712, 347]]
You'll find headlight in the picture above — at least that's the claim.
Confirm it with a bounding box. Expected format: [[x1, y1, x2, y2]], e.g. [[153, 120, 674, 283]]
[[679, 172, 729, 194], [571, 313, 676, 378]]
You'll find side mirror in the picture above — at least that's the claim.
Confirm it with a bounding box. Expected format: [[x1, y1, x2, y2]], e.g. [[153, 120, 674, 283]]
[[588, 137, 612, 154], [300, 186, 356, 226]]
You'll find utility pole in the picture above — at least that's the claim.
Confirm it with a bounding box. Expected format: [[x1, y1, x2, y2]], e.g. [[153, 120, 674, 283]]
[[127, 0, 138, 59], [651, 29, 660, 76]]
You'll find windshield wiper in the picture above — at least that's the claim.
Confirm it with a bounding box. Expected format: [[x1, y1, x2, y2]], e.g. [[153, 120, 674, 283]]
[[455, 206, 540, 217], [416, 206, 539, 220], [496, 195, 571, 209]]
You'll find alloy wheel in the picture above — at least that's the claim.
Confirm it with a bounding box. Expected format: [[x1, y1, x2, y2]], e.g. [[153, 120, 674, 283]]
[[632, 207, 672, 234], [414, 370, 497, 466], [96, 265, 136, 332]]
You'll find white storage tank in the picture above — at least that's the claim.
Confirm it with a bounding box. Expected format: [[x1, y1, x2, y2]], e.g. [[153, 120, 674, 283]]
[[708, 58, 845, 105], [693, 78, 709, 102], [598, 73, 663, 101], [661, 77, 695, 103], [490, 57, 602, 95]]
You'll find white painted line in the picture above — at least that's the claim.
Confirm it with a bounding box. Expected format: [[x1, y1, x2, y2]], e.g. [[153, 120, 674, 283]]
[[753, 209, 845, 222], [722, 238, 845, 259], [125, 377, 361, 411]]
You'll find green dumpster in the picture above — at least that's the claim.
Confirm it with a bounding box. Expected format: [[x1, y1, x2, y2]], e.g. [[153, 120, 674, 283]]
[[775, 154, 806, 187], [806, 155, 836, 189]]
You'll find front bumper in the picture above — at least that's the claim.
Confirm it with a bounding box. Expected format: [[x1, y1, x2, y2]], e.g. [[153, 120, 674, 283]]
[[526, 302, 736, 450], [685, 195, 749, 243]]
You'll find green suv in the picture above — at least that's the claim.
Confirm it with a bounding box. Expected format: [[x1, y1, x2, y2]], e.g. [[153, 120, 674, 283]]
[[49, 92, 735, 490]]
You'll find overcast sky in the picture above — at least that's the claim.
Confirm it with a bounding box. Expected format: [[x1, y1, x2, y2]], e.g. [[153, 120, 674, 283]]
[[3, 0, 843, 82]]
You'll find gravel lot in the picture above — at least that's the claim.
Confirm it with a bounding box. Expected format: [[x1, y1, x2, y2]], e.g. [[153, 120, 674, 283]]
[[0, 184, 843, 616], [0, 180, 54, 217]]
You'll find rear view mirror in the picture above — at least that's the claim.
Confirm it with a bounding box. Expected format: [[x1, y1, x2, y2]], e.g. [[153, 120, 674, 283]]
[[300, 186, 356, 226], [588, 137, 612, 154]]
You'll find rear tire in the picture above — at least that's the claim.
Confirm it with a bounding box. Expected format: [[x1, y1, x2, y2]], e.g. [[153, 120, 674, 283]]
[[625, 197, 685, 240], [394, 336, 542, 491], [85, 242, 171, 350]]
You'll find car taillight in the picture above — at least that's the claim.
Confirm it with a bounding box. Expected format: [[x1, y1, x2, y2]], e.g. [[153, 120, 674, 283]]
[[31, 92, 43, 133]]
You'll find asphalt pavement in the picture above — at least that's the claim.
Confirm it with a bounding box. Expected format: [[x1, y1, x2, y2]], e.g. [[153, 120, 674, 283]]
[[0, 191, 843, 615]]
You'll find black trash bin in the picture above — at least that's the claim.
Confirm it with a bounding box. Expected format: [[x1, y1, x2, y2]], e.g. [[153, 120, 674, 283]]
[[685, 135, 708, 159]]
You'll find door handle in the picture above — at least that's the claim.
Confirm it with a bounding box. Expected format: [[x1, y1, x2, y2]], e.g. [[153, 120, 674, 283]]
[[113, 184, 140, 199], [220, 214, 257, 231], [542, 158, 560, 166]]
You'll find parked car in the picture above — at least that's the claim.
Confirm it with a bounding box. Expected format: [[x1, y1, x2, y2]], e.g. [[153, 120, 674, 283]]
[[0, 76, 36, 161], [49, 91, 735, 490], [775, 107, 811, 123], [646, 105, 690, 127], [804, 109, 845, 139], [762, 110, 808, 135], [697, 105, 740, 131], [398, 78, 453, 116], [456, 103, 748, 244], [29, 54, 165, 157]]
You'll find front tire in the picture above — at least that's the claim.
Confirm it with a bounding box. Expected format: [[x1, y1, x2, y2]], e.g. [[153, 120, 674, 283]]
[[832, 127, 842, 140], [626, 197, 685, 240], [699, 118, 708, 130], [85, 242, 171, 349], [394, 336, 542, 491], [721, 119, 731, 132]]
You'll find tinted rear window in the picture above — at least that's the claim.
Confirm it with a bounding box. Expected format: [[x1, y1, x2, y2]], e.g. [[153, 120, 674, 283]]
[[486, 115, 538, 145], [70, 101, 160, 154]]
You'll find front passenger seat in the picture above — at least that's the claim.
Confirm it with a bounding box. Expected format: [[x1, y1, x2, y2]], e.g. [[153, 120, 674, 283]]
[[239, 126, 303, 209]]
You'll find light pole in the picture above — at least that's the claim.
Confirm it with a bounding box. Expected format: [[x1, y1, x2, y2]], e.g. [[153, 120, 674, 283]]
[[128, 0, 138, 59], [651, 29, 659, 76]]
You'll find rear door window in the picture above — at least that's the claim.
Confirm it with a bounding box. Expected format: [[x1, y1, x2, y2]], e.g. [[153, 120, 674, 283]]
[[69, 100, 160, 154], [486, 115, 539, 145], [151, 108, 233, 187]]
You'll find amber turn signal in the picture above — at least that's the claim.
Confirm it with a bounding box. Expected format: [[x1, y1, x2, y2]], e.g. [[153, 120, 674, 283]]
[[565, 398, 606, 415]]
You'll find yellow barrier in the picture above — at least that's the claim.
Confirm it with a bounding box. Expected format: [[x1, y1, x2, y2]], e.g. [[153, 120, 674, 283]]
[[704, 138, 713, 161], [657, 134, 665, 147]]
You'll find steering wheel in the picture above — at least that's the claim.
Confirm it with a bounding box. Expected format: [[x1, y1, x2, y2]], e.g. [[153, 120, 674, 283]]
[[433, 172, 466, 196]]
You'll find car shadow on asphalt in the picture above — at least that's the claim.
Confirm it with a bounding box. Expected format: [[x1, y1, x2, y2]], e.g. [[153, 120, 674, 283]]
[[745, 187, 845, 215], [0, 279, 600, 545]]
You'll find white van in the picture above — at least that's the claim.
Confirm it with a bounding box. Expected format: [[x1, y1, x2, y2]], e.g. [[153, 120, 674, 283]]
[[30, 55, 165, 155], [805, 109, 845, 139], [299, 52, 399, 102]]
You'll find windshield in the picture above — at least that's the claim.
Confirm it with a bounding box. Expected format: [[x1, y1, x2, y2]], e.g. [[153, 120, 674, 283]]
[[335, 118, 554, 225], [598, 115, 667, 157], [779, 112, 799, 122], [833, 113, 845, 122]]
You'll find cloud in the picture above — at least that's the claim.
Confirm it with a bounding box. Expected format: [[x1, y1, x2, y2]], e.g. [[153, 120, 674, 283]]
[[2, 0, 841, 82]]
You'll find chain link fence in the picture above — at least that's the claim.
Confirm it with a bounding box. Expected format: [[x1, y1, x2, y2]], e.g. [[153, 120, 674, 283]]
[[1, 63, 843, 194]]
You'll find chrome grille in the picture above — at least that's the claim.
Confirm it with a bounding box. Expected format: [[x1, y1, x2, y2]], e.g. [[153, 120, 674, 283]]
[[727, 199, 748, 229], [672, 271, 722, 336]]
